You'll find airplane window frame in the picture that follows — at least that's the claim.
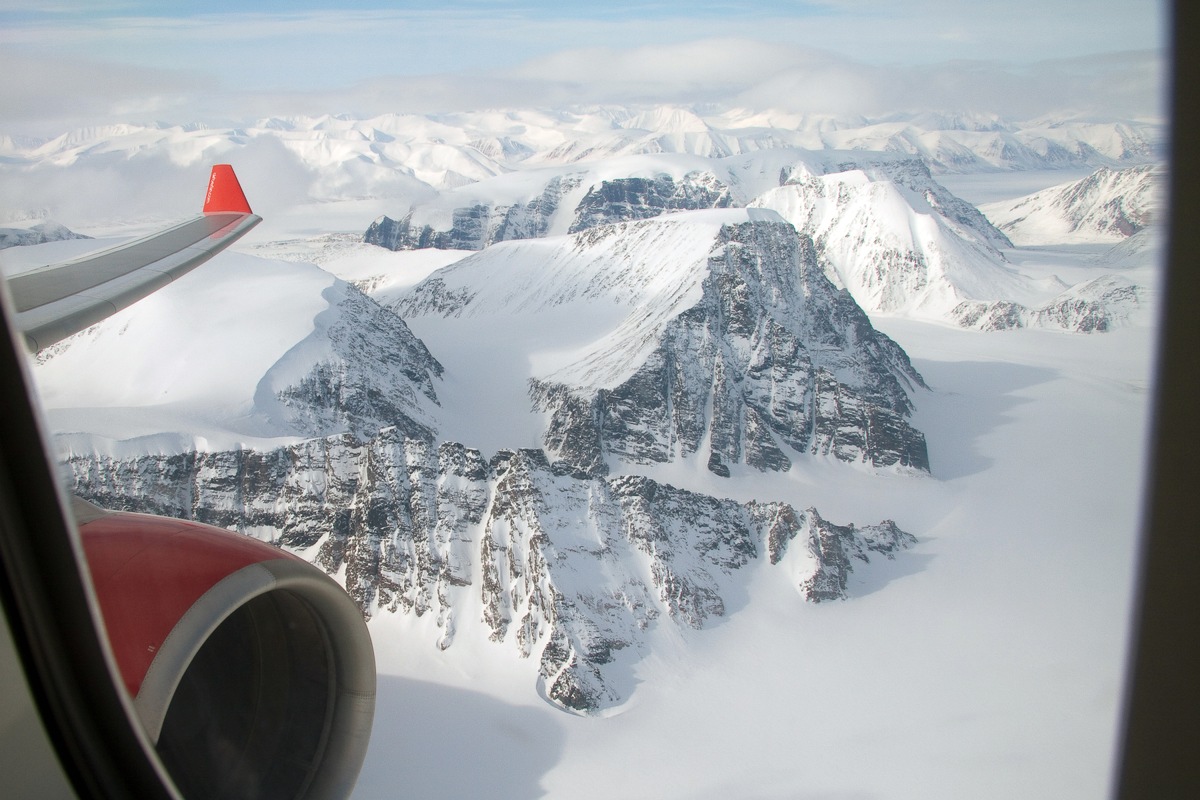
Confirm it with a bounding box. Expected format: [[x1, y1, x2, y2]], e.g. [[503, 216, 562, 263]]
[[0, 4, 1195, 799], [1112, 3, 1200, 797], [0, 284, 182, 798]]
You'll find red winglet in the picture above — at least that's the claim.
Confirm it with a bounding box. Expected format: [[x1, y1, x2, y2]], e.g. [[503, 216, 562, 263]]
[[203, 164, 253, 214]]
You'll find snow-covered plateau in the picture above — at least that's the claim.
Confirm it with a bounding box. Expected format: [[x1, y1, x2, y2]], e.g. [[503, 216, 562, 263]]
[[0, 106, 1161, 799]]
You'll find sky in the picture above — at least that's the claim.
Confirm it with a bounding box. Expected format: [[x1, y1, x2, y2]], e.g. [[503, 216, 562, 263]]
[[0, 1, 1169, 135]]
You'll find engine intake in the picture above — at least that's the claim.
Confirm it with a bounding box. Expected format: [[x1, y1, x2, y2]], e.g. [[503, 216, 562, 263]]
[[75, 498, 375, 800]]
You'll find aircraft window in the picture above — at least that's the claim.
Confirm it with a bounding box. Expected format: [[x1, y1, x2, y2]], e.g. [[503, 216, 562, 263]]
[[0, 3, 1182, 799]]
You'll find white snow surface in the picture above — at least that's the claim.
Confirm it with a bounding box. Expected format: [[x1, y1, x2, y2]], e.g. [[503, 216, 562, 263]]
[[356, 318, 1154, 800], [0, 107, 1160, 237], [751, 171, 1036, 317], [980, 165, 1161, 246], [5, 143, 1159, 799], [10, 240, 379, 455]]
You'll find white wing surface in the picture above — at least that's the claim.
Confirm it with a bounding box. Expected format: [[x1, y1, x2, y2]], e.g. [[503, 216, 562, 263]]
[[7, 165, 261, 351]]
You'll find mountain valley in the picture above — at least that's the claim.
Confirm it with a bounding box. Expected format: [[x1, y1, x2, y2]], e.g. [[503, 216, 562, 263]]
[[0, 104, 1162, 798]]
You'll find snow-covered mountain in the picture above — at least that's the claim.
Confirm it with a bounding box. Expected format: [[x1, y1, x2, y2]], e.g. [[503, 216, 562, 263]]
[[27, 249, 443, 450], [360, 148, 1009, 257], [1, 106, 1161, 332], [6, 99, 1162, 791], [66, 437, 913, 714], [0, 108, 1160, 228], [749, 157, 1030, 319], [0, 220, 89, 249], [25, 210, 926, 715], [393, 208, 929, 478], [361, 145, 1147, 331], [362, 164, 739, 252], [980, 165, 1160, 245]]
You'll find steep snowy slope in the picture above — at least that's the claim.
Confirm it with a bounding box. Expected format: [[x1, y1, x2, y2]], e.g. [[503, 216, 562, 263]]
[[751, 164, 1031, 319], [22, 242, 443, 452], [395, 208, 929, 478], [0, 220, 90, 249], [22, 227, 922, 718], [1094, 225, 1162, 269], [980, 164, 1160, 245], [0, 107, 1161, 236]]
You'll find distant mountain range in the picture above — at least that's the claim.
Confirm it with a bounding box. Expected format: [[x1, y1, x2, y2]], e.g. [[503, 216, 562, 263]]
[[980, 164, 1160, 245], [0, 107, 1160, 204], [10, 105, 1162, 715], [361, 143, 1156, 332], [0, 220, 90, 250]]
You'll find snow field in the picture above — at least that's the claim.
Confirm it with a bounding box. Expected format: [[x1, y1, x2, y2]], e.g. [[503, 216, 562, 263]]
[[6, 148, 1160, 799], [353, 315, 1153, 800]]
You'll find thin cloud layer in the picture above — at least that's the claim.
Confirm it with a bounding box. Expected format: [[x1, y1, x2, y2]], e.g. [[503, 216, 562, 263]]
[[334, 42, 1165, 122], [0, 3, 1167, 135]]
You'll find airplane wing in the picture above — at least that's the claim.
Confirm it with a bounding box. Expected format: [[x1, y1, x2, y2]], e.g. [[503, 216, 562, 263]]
[[0, 164, 376, 799], [6, 164, 261, 351]]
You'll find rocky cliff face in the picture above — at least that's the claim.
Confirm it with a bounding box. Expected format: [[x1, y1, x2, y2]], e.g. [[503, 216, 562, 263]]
[[0, 220, 90, 250], [253, 283, 444, 442], [362, 173, 583, 250], [364, 174, 584, 251], [529, 218, 929, 478], [951, 275, 1147, 332], [567, 172, 733, 232], [364, 171, 735, 252], [980, 164, 1160, 246], [66, 437, 914, 714]]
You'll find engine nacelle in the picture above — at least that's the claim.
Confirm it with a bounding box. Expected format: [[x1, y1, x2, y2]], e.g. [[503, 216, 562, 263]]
[[74, 498, 375, 800]]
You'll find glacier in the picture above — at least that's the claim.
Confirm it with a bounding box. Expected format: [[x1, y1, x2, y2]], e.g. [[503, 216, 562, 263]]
[[1, 105, 1162, 798]]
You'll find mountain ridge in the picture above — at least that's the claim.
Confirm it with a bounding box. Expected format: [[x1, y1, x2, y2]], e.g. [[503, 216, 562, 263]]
[[65, 434, 916, 715], [980, 164, 1160, 245]]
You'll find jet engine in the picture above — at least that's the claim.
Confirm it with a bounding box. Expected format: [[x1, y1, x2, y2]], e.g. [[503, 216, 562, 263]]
[[74, 498, 375, 800]]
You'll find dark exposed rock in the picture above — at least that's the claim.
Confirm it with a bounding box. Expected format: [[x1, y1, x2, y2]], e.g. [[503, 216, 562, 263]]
[[256, 284, 443, 441], [364, 205, 490, 251], [567, 172, 733, 233], [66, 429, 915, 715], [951, 300, 1026, 331], [533, 219, 930, 477], [364, 174, 583, 251], [364, 171, 733, 252], [951, 274, 1145, 333]]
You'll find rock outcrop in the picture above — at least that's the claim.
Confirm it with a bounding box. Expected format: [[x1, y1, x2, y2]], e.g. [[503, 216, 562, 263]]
[[66, 436, 914, 714], [529, 218, 930, 477]]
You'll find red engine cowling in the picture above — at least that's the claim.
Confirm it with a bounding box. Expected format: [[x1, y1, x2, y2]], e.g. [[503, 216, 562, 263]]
[[74, 498, 375, 800]]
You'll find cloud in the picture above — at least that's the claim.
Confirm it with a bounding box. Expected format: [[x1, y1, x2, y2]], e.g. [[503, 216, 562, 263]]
[[327, 41, 1165, 122], [732, 49, 1168, 120], [0, 50, 217, 134], [0, 28, 1166, 137]]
